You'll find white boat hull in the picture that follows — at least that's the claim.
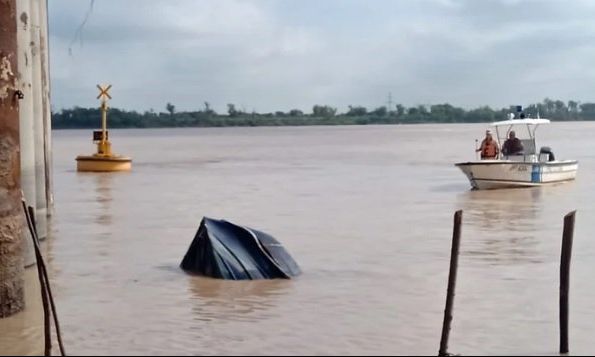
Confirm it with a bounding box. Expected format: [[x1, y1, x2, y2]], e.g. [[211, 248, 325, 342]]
[[455, 160, 578, 190]]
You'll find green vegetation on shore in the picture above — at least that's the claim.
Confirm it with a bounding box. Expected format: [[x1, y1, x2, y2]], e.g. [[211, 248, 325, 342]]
[[52, 98, 595, 129]]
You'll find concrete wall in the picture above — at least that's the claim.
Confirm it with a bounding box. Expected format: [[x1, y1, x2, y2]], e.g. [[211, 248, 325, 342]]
[[40, 0, 53, 216], [30, 0, 48, 241], [0, 0, 25, 318], [0, 0, 52, 318], [15, 0, 52, 266], [16, 0, 37, 267]]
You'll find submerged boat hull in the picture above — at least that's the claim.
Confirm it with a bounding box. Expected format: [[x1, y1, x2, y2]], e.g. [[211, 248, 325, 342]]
[[455, 160, 578, 190]]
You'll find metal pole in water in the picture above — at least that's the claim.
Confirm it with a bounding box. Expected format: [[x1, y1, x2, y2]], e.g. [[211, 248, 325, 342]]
[[560, 210, 576, 354], [438, 210, 463, 356], [97, 84, 112, 156]]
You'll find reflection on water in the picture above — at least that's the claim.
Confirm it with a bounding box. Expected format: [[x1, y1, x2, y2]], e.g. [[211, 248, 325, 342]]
[[458, 188, 543, 231], [74, 172, 117, 259], [93, 173, 113, 226], [187, 276, 292, 323], [457, 188, 544, 265]]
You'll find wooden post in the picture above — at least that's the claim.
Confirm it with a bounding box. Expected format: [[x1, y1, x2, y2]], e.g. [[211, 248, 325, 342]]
[[438, 210, 463, 356], [24, 203, 51, 355], [0, 0, 25, 318], [560, 211, 576, 354], [24, 202, 66, 356]]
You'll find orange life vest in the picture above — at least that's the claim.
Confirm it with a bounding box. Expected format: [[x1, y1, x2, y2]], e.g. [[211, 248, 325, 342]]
[[482, 141, 498, 158]]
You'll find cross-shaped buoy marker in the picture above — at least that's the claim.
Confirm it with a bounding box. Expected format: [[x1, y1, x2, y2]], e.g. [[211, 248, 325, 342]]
[[96, 84, 112, 100]]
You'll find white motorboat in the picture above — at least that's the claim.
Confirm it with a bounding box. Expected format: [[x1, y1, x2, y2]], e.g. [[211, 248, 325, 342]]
[[455, 114, 578, 190]]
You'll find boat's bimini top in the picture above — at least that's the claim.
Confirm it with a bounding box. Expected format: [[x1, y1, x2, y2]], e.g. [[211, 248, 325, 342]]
[[491, 118, 550, 127]]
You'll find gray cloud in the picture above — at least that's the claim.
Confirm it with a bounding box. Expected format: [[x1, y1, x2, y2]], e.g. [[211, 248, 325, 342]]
[[49, 0, 595, 113]]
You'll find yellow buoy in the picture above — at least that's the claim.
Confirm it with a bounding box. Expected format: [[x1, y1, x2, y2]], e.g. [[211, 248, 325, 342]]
[[76, 84, 132, 172]]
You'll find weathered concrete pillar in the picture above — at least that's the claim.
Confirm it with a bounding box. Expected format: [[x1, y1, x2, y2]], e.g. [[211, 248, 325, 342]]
[[39, 0, 53, 215], [30, 0, 47, 240], [0, 0, 25, 317], [17, 0, 37, 267]]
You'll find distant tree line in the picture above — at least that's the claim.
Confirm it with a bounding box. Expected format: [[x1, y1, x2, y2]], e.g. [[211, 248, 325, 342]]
[[51, 98, 595, 129]]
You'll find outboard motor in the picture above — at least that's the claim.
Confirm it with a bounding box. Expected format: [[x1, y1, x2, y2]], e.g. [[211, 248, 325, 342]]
[[540, 146, 555, 162]]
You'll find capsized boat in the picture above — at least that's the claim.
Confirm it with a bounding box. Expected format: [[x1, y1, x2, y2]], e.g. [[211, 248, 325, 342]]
[[455, 113, 578, 190], [181, 217, 301, 280]]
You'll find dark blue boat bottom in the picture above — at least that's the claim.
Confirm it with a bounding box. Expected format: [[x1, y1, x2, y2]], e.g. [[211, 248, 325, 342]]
[[180, 217, 301, 280]]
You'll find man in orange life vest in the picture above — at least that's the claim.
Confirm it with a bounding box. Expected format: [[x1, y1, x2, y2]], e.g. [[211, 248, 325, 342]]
[[476, 130, 499, 159]]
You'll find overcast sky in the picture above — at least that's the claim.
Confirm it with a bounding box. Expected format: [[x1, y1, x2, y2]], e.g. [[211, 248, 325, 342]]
[[48, 0, 595, 114]]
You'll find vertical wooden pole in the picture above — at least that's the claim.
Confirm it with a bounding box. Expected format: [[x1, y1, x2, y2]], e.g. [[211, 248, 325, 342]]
[[560, 211, 576, 354], [439, 210, 463, 356]]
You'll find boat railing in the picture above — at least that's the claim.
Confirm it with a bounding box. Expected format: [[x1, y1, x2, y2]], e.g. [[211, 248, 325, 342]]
[[519, 139, 536, 155], [501, 154, 538, 163]]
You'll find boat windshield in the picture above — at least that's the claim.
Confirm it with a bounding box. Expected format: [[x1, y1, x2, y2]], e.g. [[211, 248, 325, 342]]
[[491, 118, 550, 156]]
